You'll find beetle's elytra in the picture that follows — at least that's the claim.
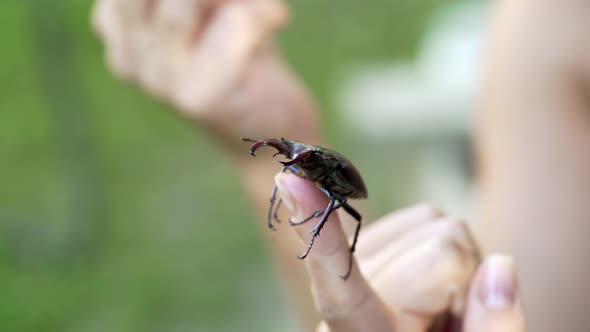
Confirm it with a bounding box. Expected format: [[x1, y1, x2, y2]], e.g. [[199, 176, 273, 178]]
[[242, 137, 368, 279]]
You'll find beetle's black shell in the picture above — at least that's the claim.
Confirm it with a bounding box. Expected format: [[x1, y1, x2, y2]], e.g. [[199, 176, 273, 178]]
[[294, 148, 368, 199], [243, 137, 368, 200]]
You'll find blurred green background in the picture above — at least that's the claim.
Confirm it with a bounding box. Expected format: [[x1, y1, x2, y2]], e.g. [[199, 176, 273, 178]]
[[0, 1, 457, 331]]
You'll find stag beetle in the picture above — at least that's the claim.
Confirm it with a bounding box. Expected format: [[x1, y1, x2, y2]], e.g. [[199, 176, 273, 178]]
[[242, 138, 367, 279]]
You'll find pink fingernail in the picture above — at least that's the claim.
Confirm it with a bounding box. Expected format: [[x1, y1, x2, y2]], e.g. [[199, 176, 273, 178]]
[[275, 173, 297, 216], [478, 255, 518, 309]]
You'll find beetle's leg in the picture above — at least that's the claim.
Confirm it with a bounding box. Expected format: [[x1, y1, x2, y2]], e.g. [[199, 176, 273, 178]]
[[273, 198, 283, 223], [267, 167, 288, 230], [289, 199, 346, 226], [341, 201, 361, 221], [297, 193, 336, 260], [339, 201, 362, 280], [267, 185, 279, 231], [288, 210, 323, 226]]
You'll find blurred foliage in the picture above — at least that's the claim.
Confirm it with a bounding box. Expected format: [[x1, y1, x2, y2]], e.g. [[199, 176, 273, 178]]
[[0, 0, 449, 331]]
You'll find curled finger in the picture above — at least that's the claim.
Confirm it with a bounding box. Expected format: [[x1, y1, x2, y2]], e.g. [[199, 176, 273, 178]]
[[367, 220, 480, 330], [356, 203, 444, 260], [361, 217, 478, 279]]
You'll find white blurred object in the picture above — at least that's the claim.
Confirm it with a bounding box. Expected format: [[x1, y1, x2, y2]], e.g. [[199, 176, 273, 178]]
[[336, 2, 489, 218], [337, 2, 488, 139]]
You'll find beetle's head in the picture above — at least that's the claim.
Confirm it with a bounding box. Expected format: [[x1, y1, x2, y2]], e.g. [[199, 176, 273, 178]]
[[241, 138, 313, 166]]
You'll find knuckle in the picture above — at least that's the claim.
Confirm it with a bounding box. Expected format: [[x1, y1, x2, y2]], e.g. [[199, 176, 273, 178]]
[[412, 202, 444, 219], [315, 321, 329, 332], [265, 0, 290, 28], [437, 217, 481, 263], [439, 217, 466, 234], [423, 236, 465, 271], [434, 237, 478, 279], [155, 1, 197, 33]]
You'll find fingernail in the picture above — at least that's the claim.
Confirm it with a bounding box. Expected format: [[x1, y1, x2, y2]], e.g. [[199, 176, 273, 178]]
[[275, 173, 298, 216], [478, 255, 518, 309]]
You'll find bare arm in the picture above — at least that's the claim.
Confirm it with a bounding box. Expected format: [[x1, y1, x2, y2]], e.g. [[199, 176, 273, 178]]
[[475, 1, 590, 331], [92, 0, 322, 328], [92, 1, 528, 330]]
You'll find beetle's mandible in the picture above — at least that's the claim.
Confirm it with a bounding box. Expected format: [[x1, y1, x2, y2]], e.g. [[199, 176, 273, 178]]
[[242, 137, 367, 280]]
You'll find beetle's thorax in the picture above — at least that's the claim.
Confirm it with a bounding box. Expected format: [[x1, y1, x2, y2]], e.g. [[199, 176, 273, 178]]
[[282, 140, 310, 158], [243, 137, 368, 199], [293, 151, 340, 181]]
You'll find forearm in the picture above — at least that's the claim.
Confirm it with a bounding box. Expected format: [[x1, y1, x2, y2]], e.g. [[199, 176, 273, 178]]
[[93, 0, 323, 328], [475, 1, 590, 331], [221, 70, 323, 329]]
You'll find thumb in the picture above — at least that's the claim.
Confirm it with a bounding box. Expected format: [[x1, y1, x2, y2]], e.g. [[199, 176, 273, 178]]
[[275, 173, 395, 331], [464, 255, 525, 332]]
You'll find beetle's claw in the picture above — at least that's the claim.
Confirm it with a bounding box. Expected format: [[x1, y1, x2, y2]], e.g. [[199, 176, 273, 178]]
[[279, 158, 298, 166], [246, 139, 292, 159], [280, 150, 314, 166], [241, 138, 259, 156]]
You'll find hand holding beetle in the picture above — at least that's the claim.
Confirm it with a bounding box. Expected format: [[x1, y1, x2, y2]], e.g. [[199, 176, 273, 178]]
[[92, 0, 319, 146], [93, 2, 526, 330], [275, 174, 525, 332]]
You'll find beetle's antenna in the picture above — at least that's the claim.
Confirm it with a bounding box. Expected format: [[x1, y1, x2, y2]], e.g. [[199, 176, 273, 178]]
[[240, 137, 258, 142]]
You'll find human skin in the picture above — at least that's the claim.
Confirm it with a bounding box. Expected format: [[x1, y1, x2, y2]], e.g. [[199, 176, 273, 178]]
[[92, 1, 525, 330], [275, 173, 524, 332], [475, 0, 590, 331]]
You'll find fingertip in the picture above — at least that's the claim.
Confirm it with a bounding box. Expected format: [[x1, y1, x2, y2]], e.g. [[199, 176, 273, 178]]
[[276, 172, 320, 198], [464, 254, 525, 332], [275, 172, 329, 217], [275, 173, 298, 216], [478, 255, 517, 309], [249, 0, 290, 30]]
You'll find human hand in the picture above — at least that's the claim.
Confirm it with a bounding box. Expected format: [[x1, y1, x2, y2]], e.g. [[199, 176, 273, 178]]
[[92, 0, 319, 148], [274, 173, 525, 332]]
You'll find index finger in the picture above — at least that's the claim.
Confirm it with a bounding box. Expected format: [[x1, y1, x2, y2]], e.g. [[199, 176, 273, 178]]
[[275, 173, 395, 331]]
